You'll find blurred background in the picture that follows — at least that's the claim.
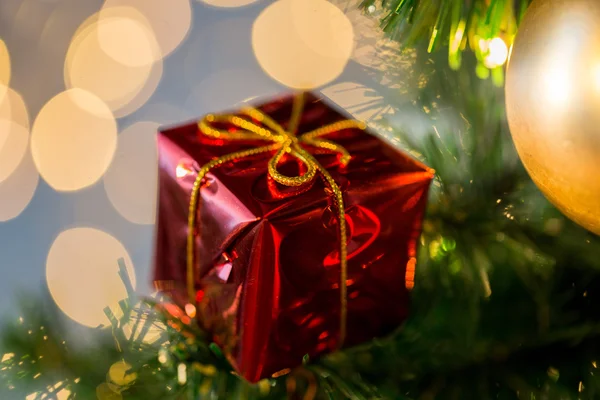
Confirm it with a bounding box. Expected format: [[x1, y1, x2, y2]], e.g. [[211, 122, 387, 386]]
[[0, 0, 426, 330]]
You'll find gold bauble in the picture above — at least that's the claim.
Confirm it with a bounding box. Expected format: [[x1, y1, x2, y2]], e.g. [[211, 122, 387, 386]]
[[108, 360, 137, 387], [96, 383, 122, 400], [506, 0, 600, 235]]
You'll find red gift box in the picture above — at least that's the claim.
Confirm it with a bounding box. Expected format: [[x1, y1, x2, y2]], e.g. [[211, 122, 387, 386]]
[[153, 92, 433, 382]]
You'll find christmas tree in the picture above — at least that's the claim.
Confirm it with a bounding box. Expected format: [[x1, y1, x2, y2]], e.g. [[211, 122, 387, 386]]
[[3, 0, 600, 399]]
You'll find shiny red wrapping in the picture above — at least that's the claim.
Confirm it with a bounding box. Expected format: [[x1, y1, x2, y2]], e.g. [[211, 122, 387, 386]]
[[153, 92, 433, 382]]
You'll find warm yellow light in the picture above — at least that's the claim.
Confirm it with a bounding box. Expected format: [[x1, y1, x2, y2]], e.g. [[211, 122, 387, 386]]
[[178, 363, 187, 385], [450, 22, 466, 54], [592, 64, 600, 91], [0, 39, 10, 99], [176, 164, 192, 178], [543, 64, 571, 107], [185, 303, 196, 318], [52, 385, 71, 400], [200, 0, 261, 7], [31, 89, 117, 191], [65, 11, 161, 116], [121, 314, 165, 344], [0, 85, 30, 130], [0, 83, 30, 186], [46, 227, 135, 327], [252, 0, 354, 89], [103, 121, 159, 225], [483, 37, 509, 68], [101, 0, 192, 59], [113, 60, 163, 118], [27, 382, 72, 400], [0, 119, 29, 184], [0, 147, 39, 222], [95, 6, 161, 67]]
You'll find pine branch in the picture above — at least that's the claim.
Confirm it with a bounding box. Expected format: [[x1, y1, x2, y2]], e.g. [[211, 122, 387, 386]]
[[362, 0, 532, 76]]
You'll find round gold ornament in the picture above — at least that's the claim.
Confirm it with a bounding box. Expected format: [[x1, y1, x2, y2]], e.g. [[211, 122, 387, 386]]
[[96, 383, 123, 400], [506, 0, 600, 235], [108, 360, 137, 387]]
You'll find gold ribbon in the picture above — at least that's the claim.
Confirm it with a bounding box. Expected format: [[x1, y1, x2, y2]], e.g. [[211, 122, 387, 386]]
[[187, 93, 366, 347]]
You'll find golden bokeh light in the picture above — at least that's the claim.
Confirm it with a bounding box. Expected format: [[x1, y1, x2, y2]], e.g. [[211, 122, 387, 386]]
[[329, 0, 402, 70], [252, 0, 354, 89], [101, 0, 192, 59], [65, 11, 162, 116], [482, 37, 509, 68], [200, 0, 261, 7], [95, 6, 161, 67], [27, 385, 71, 400], [0, 145, 39, 222], [0, 85, 30, 130], [0, 84, 30, 186], [0, 119, 29, 184], [0, 39, 10, 99], [112, 60, 162, 118], [46, 227, 136, 327], [103, 121, 159, 225], [31, 89, 117, 192]]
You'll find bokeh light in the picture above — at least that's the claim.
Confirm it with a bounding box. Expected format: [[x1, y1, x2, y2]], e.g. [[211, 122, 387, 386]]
[[101, 0, 192, 59], [482, 37, 509, 68], [46, 227, 135, 327], [31, 89, 117, 192], [0, 146, 39, 222], [0, 120, 29, 184], [0, 86, 30, 130], [252, 0, 354, 89], [65, 12, 161, 116], [26, 384, 71, 400], [0, 85, 30, 185], [0, 39, 10, 100], [112, 60, 162, 118], [200, 0, 261, 8], [104, 121, 159, 225], [95, 6, 161, 67]]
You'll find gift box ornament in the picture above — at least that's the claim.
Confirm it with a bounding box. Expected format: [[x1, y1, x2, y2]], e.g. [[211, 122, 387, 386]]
[[153, 92, 434, 382]]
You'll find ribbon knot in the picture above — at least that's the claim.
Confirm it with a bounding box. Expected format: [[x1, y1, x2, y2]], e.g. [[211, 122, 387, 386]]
[[188, 93, 366, 348]]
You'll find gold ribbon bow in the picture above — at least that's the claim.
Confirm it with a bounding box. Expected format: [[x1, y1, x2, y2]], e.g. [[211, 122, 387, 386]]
[[187, 93, 366, 347]]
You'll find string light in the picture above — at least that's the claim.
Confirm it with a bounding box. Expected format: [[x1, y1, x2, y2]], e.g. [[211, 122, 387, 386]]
[[482, 37, 509, 68]]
